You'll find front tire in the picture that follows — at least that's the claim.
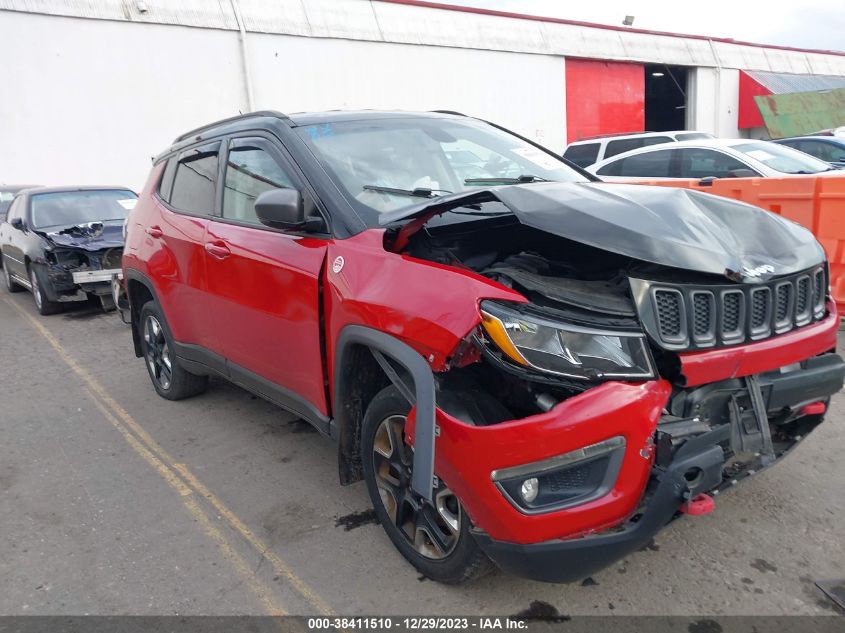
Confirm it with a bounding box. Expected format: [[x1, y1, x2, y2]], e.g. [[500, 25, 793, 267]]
[[361, 385, 493, 584], [29, 266, 61, 315], [139, 301, 208, 400]]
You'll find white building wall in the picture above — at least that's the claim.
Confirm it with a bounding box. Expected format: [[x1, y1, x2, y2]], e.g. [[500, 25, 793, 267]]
[[2, 1, 845, 187], [0, 10, 566, 189], [248, 35, 567, 150], [0, 12, 245, 189], [688, 68, 740, 138]]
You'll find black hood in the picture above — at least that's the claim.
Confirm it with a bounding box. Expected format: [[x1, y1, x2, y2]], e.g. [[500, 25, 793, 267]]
[[37, 222, 124, 252], [380, 182, 825, 281]]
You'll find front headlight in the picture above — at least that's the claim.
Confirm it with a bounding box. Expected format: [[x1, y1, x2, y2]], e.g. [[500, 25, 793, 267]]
[[479, 301, 654, 380]]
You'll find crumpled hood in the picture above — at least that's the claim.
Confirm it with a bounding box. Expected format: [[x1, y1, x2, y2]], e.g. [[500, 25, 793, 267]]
[[380, 182, 825, 280], [38, 223, 124, 252]]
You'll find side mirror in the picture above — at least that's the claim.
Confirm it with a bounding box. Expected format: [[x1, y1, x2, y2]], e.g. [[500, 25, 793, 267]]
[[10, 217, 23, 230], [255, 188, 323, 232]]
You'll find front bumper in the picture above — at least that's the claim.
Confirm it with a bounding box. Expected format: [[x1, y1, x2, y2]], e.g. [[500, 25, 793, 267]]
[[474, 423, 727, 583], [472, 352, 844, 582], [429, 310, 843, 582]]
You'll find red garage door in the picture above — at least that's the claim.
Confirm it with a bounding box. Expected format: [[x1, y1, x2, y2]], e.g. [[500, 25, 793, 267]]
[[566, 59, 645, 143]]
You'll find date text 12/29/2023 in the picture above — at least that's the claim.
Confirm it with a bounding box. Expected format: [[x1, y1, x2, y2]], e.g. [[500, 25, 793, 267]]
[[307, 618, 529, 630]]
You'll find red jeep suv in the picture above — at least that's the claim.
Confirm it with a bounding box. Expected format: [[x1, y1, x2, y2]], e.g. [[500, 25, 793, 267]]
[[123, 111, 843, 584]]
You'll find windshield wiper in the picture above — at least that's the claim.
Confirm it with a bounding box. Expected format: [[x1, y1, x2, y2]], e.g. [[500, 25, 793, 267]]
[[464, 174, 549, 185], [362, 185, 450, 198]]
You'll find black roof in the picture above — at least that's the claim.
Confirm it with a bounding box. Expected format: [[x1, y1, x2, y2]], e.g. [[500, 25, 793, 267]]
[[161, 109, 468, 161], [287, 109, 462, 127]]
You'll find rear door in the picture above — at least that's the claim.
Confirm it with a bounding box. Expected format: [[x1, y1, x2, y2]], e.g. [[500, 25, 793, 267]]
[[1, 196, 28, 279], [204, 135, 330, 418], [151, 142, 221, 354]]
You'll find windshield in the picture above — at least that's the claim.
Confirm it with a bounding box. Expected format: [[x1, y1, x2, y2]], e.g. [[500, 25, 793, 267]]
[[31, 190, 137, 230], [295, 117, 588, 222], [733, 142, 833, 174]]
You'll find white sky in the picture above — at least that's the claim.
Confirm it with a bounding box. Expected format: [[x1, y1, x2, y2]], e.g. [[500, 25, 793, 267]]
[[426, 0, 845, 52]]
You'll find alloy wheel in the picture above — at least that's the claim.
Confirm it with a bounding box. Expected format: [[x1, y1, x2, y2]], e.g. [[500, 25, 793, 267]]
[[372, 414, 462, 560], [30, 270, 43, 310], [144, 314, 172, 390]]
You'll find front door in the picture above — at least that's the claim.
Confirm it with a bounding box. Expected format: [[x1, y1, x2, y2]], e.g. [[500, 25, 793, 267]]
[[204, 136, 329, 418]]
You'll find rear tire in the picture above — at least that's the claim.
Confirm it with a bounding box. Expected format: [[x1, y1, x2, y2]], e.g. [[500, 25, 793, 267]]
[[361, 385, 494, 584], [139, 300, 208, 400], [2, 254, 23, 293], [29, 266, 62, 315]]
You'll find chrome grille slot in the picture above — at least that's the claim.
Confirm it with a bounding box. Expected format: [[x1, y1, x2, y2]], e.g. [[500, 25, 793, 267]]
[[749, 286, 772, 339], [813, 268, 826, 317], [773, 281, 794, 334], [721, 290, 745, 343], [630, 265, 827, 351], [795, 275, 811, 326], [690, 291, 716, 346], [652, 289, 686, 344]]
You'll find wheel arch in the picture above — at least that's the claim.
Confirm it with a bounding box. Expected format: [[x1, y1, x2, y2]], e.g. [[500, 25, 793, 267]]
[[333, 325, 436, 500], [124, 269, 159, 358]]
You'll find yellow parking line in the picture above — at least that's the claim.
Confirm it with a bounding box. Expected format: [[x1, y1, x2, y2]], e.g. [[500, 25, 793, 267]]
[[86, 393, 287, 616], [5, 297, 334, 616], [172, 463, 335, 616]]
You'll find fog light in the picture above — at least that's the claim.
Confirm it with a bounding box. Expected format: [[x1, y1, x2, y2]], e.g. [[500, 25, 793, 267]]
[[492, 436, 626, 514], [520, 478, 539, 503]]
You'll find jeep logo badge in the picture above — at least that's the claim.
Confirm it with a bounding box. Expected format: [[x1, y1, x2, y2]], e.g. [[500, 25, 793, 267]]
[[743, 264, 775, 278], [332, 256, 345, 274]]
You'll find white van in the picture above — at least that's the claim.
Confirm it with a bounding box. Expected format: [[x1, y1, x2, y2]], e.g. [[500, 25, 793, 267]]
[[562, 131, 714, 168]]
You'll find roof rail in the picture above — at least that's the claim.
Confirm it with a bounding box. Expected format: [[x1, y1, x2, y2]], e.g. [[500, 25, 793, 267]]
[[172, 110, 289, 143]]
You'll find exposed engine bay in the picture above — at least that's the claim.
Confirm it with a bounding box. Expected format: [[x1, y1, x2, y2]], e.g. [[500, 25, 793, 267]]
[[393, 212, 843, 496], [38, 222, 124, 310]]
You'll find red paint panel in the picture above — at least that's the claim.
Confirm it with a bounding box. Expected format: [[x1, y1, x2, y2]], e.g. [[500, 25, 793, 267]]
[[679, 304, 838, 387], [565, 59, 644, 143], [405, 380, 671, 544], [738, 71, 772, 129]]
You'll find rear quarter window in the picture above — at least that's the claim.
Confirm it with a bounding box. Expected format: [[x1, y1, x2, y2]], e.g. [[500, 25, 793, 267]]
[[562, 143, 600, 168], [605, 136, 673, 159], [168, 142, 221, 214], [597, 149, 674, 177]]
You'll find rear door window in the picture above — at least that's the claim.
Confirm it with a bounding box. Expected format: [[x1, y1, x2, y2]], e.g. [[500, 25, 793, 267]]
[[222, 138, 297, 226], [605, 136, 672, 159], [676, 148, 755, 179], [798, 140, 845, 163], [562, 143, 600, 168], [169, 142, 221, 214], [597, 148, 675, 177]]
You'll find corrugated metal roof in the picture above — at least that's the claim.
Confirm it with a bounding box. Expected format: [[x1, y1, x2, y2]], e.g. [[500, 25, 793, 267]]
[[2, 0, 845, 76], [746, 70, 845, 94]]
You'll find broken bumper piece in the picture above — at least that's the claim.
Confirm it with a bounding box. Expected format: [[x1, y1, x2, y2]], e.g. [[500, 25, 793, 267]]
[[470, 352, 844, 583], [71, 268, 122, 284], [472, 425, 722, 583]]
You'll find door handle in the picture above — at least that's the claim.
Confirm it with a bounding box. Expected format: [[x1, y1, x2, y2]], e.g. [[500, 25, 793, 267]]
[[145, 225, 163, 238], [204, 241, 231, 259]]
